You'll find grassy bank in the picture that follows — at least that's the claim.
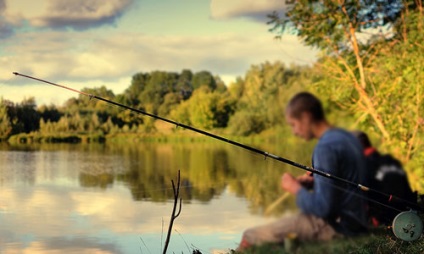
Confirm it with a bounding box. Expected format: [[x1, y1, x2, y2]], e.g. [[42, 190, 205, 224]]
[[7, 132, 106, 144], [234, 229, 424, 254], [5, 125, 296, 146]]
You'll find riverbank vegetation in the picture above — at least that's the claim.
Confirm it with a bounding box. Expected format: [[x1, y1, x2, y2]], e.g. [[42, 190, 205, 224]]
[[1, 64, 310, 142], [235, 228, 424, 254]]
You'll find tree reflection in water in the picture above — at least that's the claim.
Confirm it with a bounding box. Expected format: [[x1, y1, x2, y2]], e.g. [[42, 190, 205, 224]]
[[74, 140, 313, 216]]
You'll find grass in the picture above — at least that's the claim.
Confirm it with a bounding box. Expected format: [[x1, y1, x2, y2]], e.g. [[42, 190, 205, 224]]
[[7, 132, 106, 144], [234, 229, 424, 254]]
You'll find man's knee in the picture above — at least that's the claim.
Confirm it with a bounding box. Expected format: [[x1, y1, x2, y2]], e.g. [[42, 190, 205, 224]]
[[241, 228, 255, 245], [237, 229, 256, 251]]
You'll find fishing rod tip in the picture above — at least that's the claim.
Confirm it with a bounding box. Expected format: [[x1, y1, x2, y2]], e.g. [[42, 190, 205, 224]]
[[13, 72, 19, 76]]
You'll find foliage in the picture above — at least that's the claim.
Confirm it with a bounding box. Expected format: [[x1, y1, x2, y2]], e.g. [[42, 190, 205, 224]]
[[268, 0, 424, 192], [226, 62, 314, 136], [170, 86, 235, 130], [0, 97, 40, 139], [0, 99, 12, 140], [268, 0, 408, 48], [3, 63, 316, 142], [236, 230, 424, 254], [4, 69, 234, 142]]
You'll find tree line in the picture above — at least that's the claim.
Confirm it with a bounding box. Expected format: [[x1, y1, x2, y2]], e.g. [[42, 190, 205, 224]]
[[0, 64, 311, 141]]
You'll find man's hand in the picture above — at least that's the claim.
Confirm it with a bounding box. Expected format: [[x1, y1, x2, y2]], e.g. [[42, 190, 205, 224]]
[[297, 172, 314, 189], [281, 173, 302, 195]]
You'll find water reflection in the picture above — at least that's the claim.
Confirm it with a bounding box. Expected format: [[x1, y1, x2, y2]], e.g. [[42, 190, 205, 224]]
[[0, 141, 313, 253]]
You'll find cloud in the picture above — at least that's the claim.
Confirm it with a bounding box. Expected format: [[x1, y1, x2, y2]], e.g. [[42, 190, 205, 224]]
[[30, 0, 134, 30], [1, 26, 316, 105], [0, 0, 17, 39], [2, 31, 315, 82], [210, 0, 295, 21], [0, 238, 123, 254], [1, 0, 133, 32], [0, 20, 14, 39]]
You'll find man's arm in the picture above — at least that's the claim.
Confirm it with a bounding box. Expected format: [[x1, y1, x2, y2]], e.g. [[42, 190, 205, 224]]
[[296, 146, 338, 218]]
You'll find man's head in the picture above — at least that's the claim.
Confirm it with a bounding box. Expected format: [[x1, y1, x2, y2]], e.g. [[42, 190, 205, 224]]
[[285, 92, 326, 141]]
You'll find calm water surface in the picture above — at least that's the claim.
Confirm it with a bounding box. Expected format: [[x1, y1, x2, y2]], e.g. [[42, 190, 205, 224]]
[[0, 141, 310, 253]]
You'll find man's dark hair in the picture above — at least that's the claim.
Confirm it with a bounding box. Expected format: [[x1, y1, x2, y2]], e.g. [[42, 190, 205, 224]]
[[351, 130, 372, 148], [286, 92, 325, 121]]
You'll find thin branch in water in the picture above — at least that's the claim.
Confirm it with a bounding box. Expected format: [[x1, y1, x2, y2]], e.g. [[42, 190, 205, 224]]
[[174, 228, 191, 253], [161, 217, 164, 253], [140, 236, 152, 254], [190, 244, 204, 254], [160, 217, 164, 252], [163, 170, 183, 254]]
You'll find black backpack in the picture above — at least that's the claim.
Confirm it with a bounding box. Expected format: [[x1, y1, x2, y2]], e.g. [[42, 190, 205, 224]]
[[366, 152, 417, 225]]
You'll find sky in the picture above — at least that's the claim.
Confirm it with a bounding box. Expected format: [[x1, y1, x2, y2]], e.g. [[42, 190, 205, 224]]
[[0, 0, 317, 105]]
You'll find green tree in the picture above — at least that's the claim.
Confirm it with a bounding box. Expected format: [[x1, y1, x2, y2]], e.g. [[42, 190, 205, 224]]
[[138, 71, 179, 113], [6, 97, 41, 134], [176, 69, 194, 100], [0, 99, 12, 140], [192, 71, 217, 90], [269, 0, 424, 192], [124, 73, 150, 106], [38, 104, 62, 123], [170, 87, 234, 130], [227, 62, 311, 135], [158, 92, 181, 117]]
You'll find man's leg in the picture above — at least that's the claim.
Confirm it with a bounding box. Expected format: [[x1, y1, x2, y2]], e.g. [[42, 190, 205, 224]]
[[238, 213, 339, 250]]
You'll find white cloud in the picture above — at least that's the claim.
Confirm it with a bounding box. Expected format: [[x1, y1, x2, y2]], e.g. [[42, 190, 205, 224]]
[[0, 240, 122, 254], [2, 0, 133, 31], [1, 24, 316, 105], [32, 0, 133, 30], [210, 0, 294, 21], [2, 30, 315, 80], [0, 0, 20, 39], [0, 78, 131, 106], [4, 0, 49, 20]]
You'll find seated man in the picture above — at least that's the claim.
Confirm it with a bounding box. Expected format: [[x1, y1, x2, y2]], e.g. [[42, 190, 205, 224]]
[[238, 92, 368, 250], [352, 131, 417, 226]]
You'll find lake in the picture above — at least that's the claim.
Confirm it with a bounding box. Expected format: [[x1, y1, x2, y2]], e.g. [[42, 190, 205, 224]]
[[0, 140, 312, 253]]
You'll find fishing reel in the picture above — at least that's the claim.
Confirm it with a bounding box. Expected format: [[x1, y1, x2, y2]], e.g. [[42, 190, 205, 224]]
[[391, 210, 423, 241]]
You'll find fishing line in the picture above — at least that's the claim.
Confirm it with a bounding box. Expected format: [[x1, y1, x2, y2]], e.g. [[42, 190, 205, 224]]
[[267, 180, 404, 219], [319, 177, 404, 214], [12, 72, 423, 214]]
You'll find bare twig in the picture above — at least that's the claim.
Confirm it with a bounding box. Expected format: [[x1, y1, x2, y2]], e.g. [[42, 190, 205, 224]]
[[161, 217, 164, 253], [163, 170, 183, 254], [139, 237, 152, 254], [175, 229, 191, 253]]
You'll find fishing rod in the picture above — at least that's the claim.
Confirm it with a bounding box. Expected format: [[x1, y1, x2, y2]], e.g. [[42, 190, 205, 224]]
[[13, 72, 423, 241]]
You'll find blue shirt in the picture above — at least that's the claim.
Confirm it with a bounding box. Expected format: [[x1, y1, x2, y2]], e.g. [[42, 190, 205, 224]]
[[296, 128, 368, 235]]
